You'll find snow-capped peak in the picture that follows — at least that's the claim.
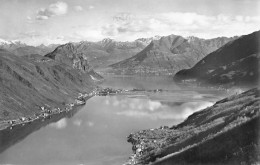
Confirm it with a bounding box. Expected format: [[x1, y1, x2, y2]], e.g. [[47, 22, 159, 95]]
[[0, 38, 11, 45]]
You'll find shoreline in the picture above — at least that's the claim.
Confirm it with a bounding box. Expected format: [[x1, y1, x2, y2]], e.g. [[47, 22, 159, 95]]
[[124, 88, 260, 165], [0, 86, 163, 131], [0, 87, 99, 131], [1, 85, 258, 164]]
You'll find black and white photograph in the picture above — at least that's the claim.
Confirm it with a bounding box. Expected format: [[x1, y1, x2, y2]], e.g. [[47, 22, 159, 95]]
[[0, 0, 259, 164]]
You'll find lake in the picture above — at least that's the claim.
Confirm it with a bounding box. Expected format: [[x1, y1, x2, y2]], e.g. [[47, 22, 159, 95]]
[[0, 76, 227, 165]]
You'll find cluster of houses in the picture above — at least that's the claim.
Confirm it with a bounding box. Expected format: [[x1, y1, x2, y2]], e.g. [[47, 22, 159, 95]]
[[124, 135, 147, 165], [6, 87, 167, 130], [125, 126, 170, 165], [96, 88, 123, 96], [95, 87, 164, 97], [6, 91, 91, 130]]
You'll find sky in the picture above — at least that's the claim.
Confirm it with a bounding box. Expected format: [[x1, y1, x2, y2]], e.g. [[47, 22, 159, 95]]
[[0, 0, 259, 45]]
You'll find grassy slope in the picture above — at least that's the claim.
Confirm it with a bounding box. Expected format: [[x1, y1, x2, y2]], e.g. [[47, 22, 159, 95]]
[[174, 31, 260, 86], [127, 88, 260, 164], [0, 49, 99, 126]]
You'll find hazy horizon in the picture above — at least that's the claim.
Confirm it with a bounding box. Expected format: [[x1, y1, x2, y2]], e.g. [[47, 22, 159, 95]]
[[0, 0, 259, 45]]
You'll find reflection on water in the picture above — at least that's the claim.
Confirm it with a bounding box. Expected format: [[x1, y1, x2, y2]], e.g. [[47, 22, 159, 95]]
[[106, 96, 213, 121], [0, 76, 227, 165], [0, 107, 82, 153]]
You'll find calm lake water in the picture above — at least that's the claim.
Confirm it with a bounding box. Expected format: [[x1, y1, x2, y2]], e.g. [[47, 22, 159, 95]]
[[0, 76, 227, 165]]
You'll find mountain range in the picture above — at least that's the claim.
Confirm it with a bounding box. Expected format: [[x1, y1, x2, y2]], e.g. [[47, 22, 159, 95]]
[[1, 31, 258, 87], [0, 39, 59, 56], [174, 31, 260, 86], [1, 35, 238, 77], [44, 38, 150, 69], [108, 35, 237, 75]]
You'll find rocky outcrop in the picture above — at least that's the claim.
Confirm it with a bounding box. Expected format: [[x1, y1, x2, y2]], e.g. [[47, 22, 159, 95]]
[[45, 39, 148, 70], [45, 43, 92, 72], [174, 30, 260, 86], [126, 88, 260, 164], [109, 35, 236, 75]]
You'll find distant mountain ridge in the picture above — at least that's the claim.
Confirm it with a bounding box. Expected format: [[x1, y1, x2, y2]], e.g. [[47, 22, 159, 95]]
[[174, 30, 260, 86], [12, 45, 59, 56], [45, 38, 149, 69], [109, 35, 237, 75], [135, 35, 162, 45], [1, 35, 238, 75], [0, 39, 59, 56], [0, 40, 27, 51]]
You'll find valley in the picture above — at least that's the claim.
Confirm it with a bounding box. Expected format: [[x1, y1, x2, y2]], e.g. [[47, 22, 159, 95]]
[[0, 30, 259, 165], [1, 0, 259, 164], [0, 75, 230, 164]]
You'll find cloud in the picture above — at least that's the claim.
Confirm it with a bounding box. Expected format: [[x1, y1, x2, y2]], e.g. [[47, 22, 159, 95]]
[[116, 101, 213, 120], [26, 16, 34, 24], [148, 100, 161, 111], [74, 5, 83, 12], [73, 119, 82, 126], [18, 31, 41, 38], [102, 24, 119, 36], [87, 121, 94, 127], [113, 12, 134, 23], [101, 12, 260, 40], [26, 16, 32, 20], [102, 13, 150, 37], [68, 28, 103, 41], [36, 15, 49, 20], [17, 33, 68, 46], [106, 97, 163, 112], [50, 118, 67, 129], [14, 11, 260, 46], [36, 1, 68, 20], [88, 5, 94, 10]]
